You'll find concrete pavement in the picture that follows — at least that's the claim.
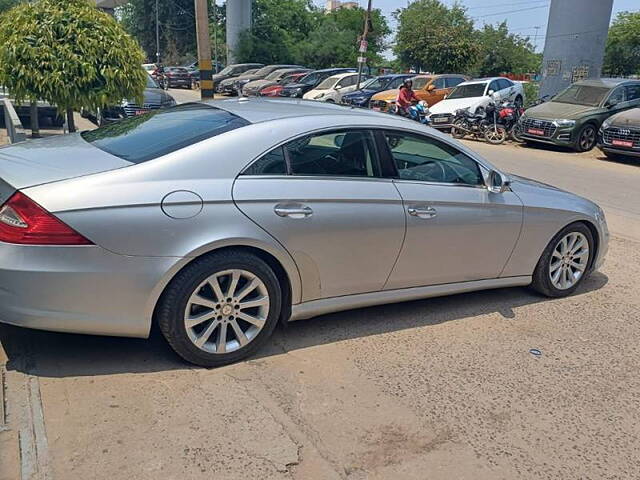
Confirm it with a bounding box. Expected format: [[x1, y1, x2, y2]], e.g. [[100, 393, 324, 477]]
[[1, 124, 640, 480]]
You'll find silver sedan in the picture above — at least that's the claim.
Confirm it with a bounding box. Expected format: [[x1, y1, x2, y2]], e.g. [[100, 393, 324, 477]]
[[0, 99, 609, 366]]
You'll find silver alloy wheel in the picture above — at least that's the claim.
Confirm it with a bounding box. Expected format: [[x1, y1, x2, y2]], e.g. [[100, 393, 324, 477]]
[[184, 269, 270, 354], [549, 232, 589, 290]]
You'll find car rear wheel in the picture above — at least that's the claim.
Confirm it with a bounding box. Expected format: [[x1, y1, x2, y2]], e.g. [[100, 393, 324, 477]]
[[158, 251, 282, 367], [531, 222, 594, 297], [574, 124, 597, 152]]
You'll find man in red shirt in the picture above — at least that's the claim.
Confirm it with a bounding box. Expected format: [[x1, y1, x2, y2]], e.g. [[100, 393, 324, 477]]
[[395, 79, 419, 116]]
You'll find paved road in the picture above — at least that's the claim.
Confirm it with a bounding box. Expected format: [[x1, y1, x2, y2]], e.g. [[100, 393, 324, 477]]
[[1, 117, 640, 480]]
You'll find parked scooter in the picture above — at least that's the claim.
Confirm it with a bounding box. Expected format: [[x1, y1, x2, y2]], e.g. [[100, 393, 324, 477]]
[[408, 100, 431, 125]]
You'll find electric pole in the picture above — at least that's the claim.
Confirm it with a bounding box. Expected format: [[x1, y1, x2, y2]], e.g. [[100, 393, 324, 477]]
[[194, 0, 214, 100], [213, 1, 218, 73], [533, 26, 541, 52], [155, 0, 160, 64], [356, 0, 373, 90]]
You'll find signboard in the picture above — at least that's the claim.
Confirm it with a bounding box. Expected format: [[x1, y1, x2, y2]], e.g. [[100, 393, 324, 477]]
[[357, 56, 367, 64], [359, 40, 368, 53]]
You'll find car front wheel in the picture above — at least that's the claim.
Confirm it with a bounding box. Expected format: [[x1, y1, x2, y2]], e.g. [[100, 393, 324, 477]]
[[574, 124, 597, 152], [158, 251, 282, 367], [531, 222, 594, 297]]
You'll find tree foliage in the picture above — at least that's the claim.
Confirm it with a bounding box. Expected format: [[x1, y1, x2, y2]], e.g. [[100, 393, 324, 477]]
[[0, 0, 147, 112], [393, 0, 479, 73], [236, 0, 390, 68], [474, 22, 540, 76], [604, 11, 640, 77], [0, 0, 19, 15]]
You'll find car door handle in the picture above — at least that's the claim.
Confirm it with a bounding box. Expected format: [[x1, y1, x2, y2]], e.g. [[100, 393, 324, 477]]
[[274, 204, 313, 218], [408, 206, 437, 219]]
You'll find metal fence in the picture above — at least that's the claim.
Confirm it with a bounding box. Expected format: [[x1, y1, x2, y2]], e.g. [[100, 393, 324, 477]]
[[2, 98, 27, 144]]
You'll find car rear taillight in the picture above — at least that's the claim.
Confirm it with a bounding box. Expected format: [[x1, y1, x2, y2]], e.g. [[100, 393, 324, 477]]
[[0, 192, 93, 245]]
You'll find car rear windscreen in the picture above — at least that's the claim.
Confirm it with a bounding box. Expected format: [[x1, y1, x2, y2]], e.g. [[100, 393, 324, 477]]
[[81, 104, 250, 164]]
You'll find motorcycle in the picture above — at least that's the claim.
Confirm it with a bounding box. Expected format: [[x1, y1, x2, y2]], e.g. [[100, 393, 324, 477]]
[[497, 100, 525, 142], [482, 102, 508, 145], [450, 105, 490, 141]]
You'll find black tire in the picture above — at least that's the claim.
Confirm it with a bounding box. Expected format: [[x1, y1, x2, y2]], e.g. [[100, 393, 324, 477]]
[[157, 250, 282, 367], [451, 119, 466, 139], [531, 222, 594, 298], [574, 123, 597, 152], [511, 124, 524, 143], [514, 95, 523, 109], [484, 125, 507, 145]]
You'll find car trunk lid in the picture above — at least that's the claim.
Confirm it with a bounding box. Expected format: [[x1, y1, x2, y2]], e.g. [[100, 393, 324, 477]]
[[0, 133, 131, 190]]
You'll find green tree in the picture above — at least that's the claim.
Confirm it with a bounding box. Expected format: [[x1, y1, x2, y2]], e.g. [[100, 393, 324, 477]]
[[0, 0, 146, 132], [474, 22, 540, 76], [394, 0, 479, 73], [604, 11, 640, 76], [0, 0, 20, 14]]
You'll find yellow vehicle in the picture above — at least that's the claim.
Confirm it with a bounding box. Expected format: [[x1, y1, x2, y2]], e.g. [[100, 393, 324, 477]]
[[369, 74, 468, 113]]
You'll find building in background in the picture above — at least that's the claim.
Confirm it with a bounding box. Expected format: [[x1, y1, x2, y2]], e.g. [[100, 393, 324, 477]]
[[325, 0, 359, 11], [539, 0, 614, 98]]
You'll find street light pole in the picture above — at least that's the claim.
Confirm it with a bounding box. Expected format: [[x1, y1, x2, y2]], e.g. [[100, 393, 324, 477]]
[[213, 1, 218, 73], [155, 0, 160, 64], [356, 0, 373, 90], [194, 0, 213, 99]]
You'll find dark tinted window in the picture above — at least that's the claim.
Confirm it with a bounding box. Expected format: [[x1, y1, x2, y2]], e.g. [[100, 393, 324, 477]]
[[608, 86, 626, 104], [243, 147, 287, 175], [445, 77, 464, 88], [389, 77, 409, 89], [497, 78, 512, 90], [286, 130, 380, 177], [82, 104, 250, 164], [385, 132, 483, 185], [433, 78, 446, 89], [626, 84, 640, 101], [488, 80, 500, 93]]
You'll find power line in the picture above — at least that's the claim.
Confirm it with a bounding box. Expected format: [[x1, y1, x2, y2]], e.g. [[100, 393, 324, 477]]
[[470, 5, 549, 20], [464, 0, 549, 10]]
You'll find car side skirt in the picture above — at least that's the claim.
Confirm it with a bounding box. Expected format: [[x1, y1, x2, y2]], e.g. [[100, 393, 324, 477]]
[[289, 276, 532, 321]]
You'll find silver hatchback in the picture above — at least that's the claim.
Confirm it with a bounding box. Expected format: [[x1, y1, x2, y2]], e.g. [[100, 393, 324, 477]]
[[0, 99, 608, 366]]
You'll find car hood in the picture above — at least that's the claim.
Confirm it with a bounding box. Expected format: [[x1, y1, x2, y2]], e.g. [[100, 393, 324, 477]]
[[131, 88, 173, 106], [371, 89, 399, 101], [508, 174, 561, 192], [211, 73, 230, 84], [282, 82, 312, 90], [525, 101, 600, 120], [244, 79, 275, 90], [344, 89, 377, 98], [429, 97, 487, 114], [234, 74, 264, 83], [607, 107, 640, 127], [219, 75, 253, 86], [0, 133, 131, 190]]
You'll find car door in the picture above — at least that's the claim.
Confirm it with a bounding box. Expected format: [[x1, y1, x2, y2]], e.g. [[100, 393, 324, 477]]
[[497, 78, 516, 101], [379, 130, 523, 289], [429, 77, 449, 104], [233, 129, 406, 301]]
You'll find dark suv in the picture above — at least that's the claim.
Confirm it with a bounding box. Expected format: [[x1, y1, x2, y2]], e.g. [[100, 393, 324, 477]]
[[279, 68, 357, 98], [520, 78, 640, 152], [598, 106, 640, 160]]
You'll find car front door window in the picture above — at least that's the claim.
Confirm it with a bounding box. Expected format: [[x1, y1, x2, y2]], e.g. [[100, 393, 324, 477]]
[[384, 132, 483, 186]]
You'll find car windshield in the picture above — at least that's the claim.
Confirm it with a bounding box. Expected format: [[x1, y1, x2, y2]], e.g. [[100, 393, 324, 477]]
[[81, 104, 250, 164], [553, 85, 610, 106], [169, 67, 187, 73], [265, 70, 284, 81], [253, 66, 276, 76], [299, 72, 320, 85], [316, 76, 339, 90], [447, 83, 487, 99], [412, 77, 432, 90], [361, 77, 389, 90], [220, 66, 236, 75], [146, 75, 159, 88]]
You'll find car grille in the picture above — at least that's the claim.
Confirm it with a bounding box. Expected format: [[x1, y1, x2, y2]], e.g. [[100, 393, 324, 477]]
[[370, 100, 388, 111], [123, 102, 162, 117], [430, 113, 453, 125], [521, 118, 557, 138], [602, 126, 640, 148]]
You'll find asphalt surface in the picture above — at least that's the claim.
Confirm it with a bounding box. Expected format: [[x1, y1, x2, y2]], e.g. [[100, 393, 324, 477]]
[[1, 102, 640, 479]]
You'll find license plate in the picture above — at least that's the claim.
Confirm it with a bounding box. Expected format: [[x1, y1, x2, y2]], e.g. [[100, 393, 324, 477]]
[[612, 139, 633, 148], [372, 107, 381, 111], [433, 117, 449, 123], [134, 110, 147, 116], [527, 128, 545, 136]]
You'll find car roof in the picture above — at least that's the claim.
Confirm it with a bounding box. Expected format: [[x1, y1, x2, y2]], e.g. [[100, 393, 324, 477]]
[[574, 78, 638, 88], [207, 97, 390, 123], [324, 72, 358, 80]]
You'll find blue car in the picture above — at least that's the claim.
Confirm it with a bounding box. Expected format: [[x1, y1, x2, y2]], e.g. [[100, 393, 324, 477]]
[[341, 74, 415, 108]]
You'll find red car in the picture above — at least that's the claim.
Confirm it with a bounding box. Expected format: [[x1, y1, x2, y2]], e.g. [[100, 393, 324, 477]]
[[259, 72, 308, 96]]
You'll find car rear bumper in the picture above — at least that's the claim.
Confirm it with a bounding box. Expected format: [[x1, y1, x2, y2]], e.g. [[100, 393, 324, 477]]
[[0, 243, 176, 338]]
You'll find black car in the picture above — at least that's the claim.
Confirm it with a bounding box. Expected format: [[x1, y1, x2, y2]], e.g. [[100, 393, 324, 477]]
[[209, 63, 264, 91], [82, 75, 176, 126], [341, 74, 415, 107], [279, 68, 357, 98], [597, 106, 640, 160], [164, 67, 193, 89], [220, 64, 303, 96]]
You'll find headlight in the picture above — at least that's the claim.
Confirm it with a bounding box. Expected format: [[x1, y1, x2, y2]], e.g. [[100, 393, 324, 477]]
[[314, 93, 324, 100], [601, 118, 612, 129], [167, 98, 177, 106], [554, 119, 575, 127]]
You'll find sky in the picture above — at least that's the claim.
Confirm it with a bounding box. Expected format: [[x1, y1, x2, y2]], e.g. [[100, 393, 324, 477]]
[[312, 0, 640, 53]]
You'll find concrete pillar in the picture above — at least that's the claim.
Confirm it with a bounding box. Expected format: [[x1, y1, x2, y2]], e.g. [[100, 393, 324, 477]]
[[226, 0, 252, 64], [539, 0, 613, 99]]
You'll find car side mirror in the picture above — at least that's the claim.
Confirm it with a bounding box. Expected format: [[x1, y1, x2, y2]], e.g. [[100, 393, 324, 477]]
[[487, 89, 494, 96], [487, 170, 510, 194], [427, 84, 435, 92]]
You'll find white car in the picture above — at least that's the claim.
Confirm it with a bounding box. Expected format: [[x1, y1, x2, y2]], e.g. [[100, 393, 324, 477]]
[[428, 77, 525, 128], [303, 72, 369, 103]]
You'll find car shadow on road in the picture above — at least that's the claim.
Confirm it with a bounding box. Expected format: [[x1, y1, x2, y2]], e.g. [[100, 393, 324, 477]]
[[596, 153, 640, 167], [0, 272, 608, 378]]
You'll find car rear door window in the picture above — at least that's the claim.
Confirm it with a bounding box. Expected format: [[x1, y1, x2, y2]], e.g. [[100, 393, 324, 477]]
[[488, 80, 500, 94], [82, 104, 250, 164], [286, 130, 380, 177], [433, 78, 446, 89], [384, 132, 483, 186], [497, 79, 512, 90], [626, 84, 640, 102]]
